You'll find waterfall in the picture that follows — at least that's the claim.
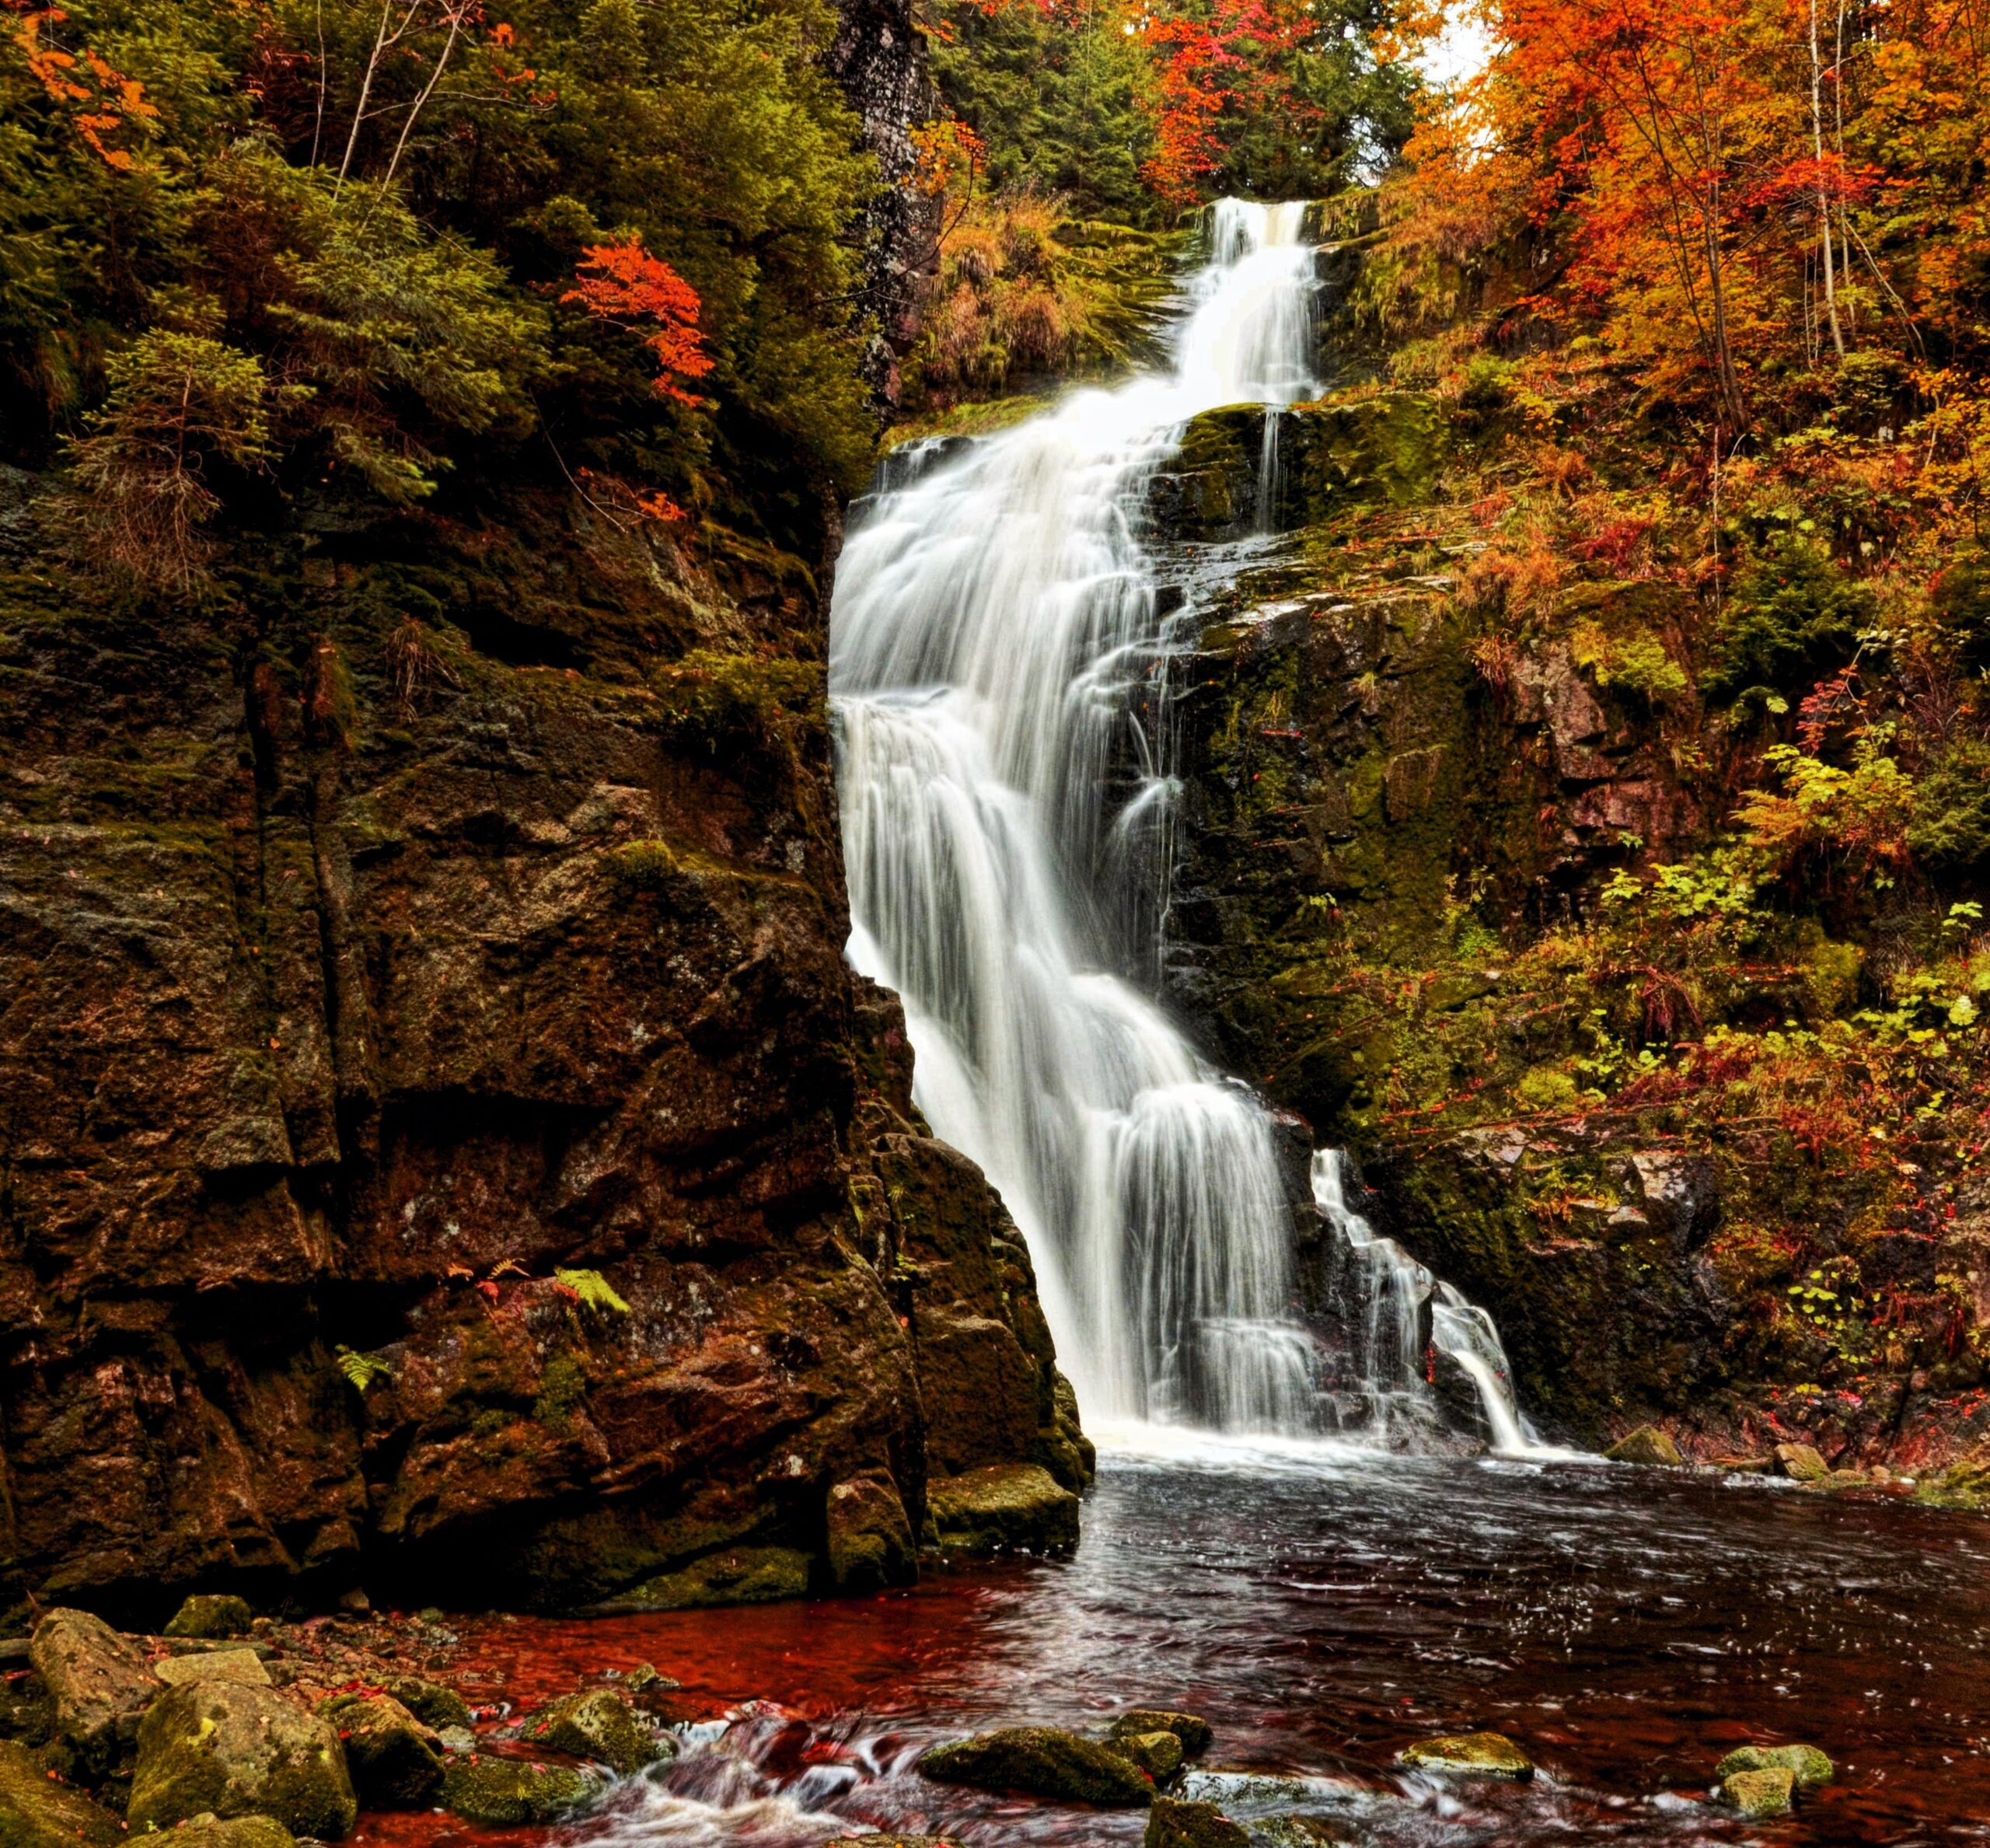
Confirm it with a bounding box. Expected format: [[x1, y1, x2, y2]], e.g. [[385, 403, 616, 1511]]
[[832, 200, 1540, 1452]]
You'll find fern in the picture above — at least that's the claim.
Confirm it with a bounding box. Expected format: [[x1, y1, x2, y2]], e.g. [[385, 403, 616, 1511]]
[[335, 1345, 393, 1392], [555, 1268, 630, 1315]]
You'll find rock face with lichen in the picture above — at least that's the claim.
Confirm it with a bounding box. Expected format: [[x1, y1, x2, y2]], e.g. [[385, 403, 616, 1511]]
[[0, 470, 1082, 1615]]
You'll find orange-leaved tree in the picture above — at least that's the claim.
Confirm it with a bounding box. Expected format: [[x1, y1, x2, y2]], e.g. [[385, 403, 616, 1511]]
[[562, 237, 714, 407]]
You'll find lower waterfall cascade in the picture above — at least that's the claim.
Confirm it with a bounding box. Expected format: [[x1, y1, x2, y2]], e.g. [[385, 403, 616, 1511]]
[[830, 199, 1541, 1452]]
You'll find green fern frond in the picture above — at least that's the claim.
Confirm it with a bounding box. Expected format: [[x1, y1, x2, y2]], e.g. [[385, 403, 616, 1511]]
[[334, 1345, 393, 1392], [554, 1267, 630, 1315]]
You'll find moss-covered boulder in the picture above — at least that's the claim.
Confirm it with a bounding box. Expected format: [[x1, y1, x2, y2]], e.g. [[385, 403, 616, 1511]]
[[1109, 1730, 1183, 1780], [1143, 1796, 1250, 1848], [1110, 1710, 1213, 1758], [30, 1608, 162, 1773], [518, 1690, 666, 1776], [1716, 1743, 1833, 1789], [163, 1596, 254, 1640], [1774, 1444, 1830, 1483], [159, 1820, 295, 1848], [826, 1472, 917, 1594], [1396, 1732, 1534, 1780], [0, 1738, 125, 1848], [598, 1546, 814, 1612], [1604, 1426, 1683, 1467], [440, 1757, 594, 1825], [317, 1693, 444, 1808], [1722, 1766, 1795, 1817], [127, 1683, 357, 1839], [917, 1726, 1154, 1804], [384, 1676, 473, 1731], [155, 1650, 271, 1689], [927, 1465, 1080, 1555]]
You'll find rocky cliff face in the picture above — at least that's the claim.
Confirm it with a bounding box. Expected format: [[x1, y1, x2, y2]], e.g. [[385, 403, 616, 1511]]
[[0, 472, 1081, 1619]]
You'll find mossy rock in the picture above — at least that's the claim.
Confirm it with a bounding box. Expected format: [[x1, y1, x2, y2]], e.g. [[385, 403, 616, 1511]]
[[518, 1690, 668, 1776], [156, 1819, 295, 1848], [128, 1682, 358, 1839], [1110, 1710, 1213, 1758], [384, 1676, 474, 1731], [316, 1693, 443, 1808], [1604, 1426, 1683, 1468], [1109, 1731, 1183, 1780], [1396, 1731, 1534, 1780], [1722, 1766, 1795, 1818], [1773, 1443, 1830, 1483], [927, 1465, 1080, 1555], [439, 1758, 594, 1825], [917, 1726, 1154, 1805], [0, 1738, 124, 1848], [1716, 1743, 1833, 1789], [604, 1546, 813, 1612], [163, 1595, 254, 1640], [1143, 1795, 1248, 1848]]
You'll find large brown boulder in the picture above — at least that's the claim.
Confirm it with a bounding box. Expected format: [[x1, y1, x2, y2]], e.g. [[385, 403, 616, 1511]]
[[127, 1682, 357, 1839], [29, 1609, 160, 1773]]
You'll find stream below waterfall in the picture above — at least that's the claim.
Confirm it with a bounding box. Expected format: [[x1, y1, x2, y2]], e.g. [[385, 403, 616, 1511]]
[[367, 1449, 1990, 1848]]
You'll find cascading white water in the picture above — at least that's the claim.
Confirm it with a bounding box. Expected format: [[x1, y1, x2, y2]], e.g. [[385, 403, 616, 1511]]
[[832, 200, 1541, 1449]]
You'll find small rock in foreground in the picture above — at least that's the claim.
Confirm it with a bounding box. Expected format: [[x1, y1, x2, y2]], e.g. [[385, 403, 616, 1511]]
[[519, 1689, 669, 1776], [318, 1693, 445, 1807], [918, 1725, 1154, 1805], [1774, 1443, 1830, 1483], [1722, 1766, 1796, 1818], [0, 1738, 124, 1848], [1716, 1742, 1833, 1789], [441, 1758, 595, 1825], [164, 1596, 255, 1640], [1111, 1730, 1184, 1780], [1604, 1427, 1683, 1468], [386, 1675, 474, 1731], [1144, 1796, 1250, 1848], [1397, 1732, 1534, 1780], [128, 1681, 358, 1839], [1111, 1710, 1214, 1758]]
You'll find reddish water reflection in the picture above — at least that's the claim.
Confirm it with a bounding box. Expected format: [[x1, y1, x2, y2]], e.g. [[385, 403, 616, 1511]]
[[359, 1440, 1990, 1848]]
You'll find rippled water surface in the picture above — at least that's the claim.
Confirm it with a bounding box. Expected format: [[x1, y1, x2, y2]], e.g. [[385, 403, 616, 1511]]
[[382, 1441, 1990, 1848]]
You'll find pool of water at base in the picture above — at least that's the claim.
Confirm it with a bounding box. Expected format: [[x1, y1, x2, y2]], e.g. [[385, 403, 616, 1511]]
[[365, 1431, 1990, 1848]]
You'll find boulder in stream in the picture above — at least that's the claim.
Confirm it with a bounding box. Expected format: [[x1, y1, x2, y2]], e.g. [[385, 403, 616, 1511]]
[[1773, 1443, 1830, 1483], [918, 1725, 1154, 1804], [927, 1465, 1080, 1555], [518, 1689, 669, 1776], [385, 1676, 474, 1731], [1111, 1730, 1185, 1780], [1396, 1731, 1534, 1780], [0, 1738, 125, 1848], [1721, 1765, 1795, 1817], [318, 1693, 445, 1807], [440, 1758, 595, 1825], [1111, 1710, 1214, 1757], [164, 1596, 254, 1640], [1144, 1795, 1250, 1848], [128, 1682, 357, 1839], [157, 1818, 295, 1848], [826, 1471, 918, 1593], [1716, 1742, 1833, 1789], [30, 1607, 162, 1773], [1604, 1427, 1683, 1468]]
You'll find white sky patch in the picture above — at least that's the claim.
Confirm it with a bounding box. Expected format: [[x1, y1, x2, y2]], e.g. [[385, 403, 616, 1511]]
[[1416, 4, 1493, 92]]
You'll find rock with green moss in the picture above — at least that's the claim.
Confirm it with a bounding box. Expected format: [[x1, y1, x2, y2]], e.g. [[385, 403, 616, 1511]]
[[163, 1595, 254, 1640], [30, 1609, 162, 1774], [927, 1465, 1080, 1555], [1110, 1710, 1213, 1758], [384, 1676, 474, 1731], [1716, 1743, 1832, 1789], [825, 1472, 917, 1594], [1604, 1426, 1683, 1467], [317, 1693, 444, 1807], [829, 1837, 963, 1848], [917, 1727, 1154, 1805], [0, 1738, 125, 1848], [1396, 1732, 1534, 1780], [1722, 1766, 1795, 1817], [158, 1818, 295, 1848], [128, 1682, 357, 1839], [518, 1690, 667, 1776], [598, 1547, 814, 1613], [1774, 1444, 1830, 1483], [440, 1757, 595, 1825], [155, 1650, 271, 1689], [1110, 1731, 1184, 1780], [1143, 1796, 1249, 1848]]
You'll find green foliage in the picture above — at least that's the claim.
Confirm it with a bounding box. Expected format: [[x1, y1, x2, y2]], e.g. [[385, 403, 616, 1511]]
[[606, 839, 679, 894], [555, 1267, 630, 1315], [1932, 549, 1990, 673], [1705, 534, 1876, 705], [1907, 739, 1990, 875], [1571, 620, 1689, 706], [334, 1345, 393, 1392], [1516, 1065, 1580, 1110], [653, 646, 823, 754]]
